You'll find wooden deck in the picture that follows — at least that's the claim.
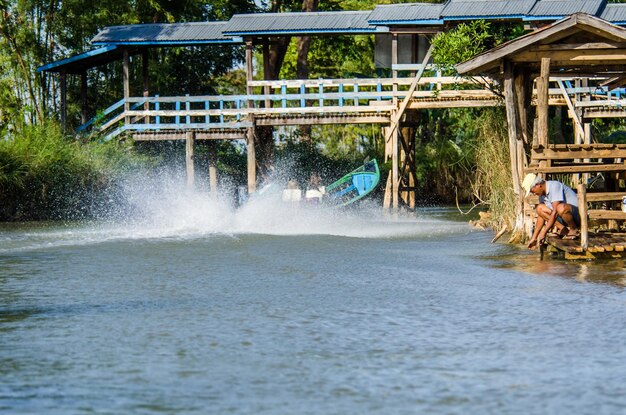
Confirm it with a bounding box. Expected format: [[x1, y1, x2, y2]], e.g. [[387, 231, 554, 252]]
[[545, 232, 626, 259]]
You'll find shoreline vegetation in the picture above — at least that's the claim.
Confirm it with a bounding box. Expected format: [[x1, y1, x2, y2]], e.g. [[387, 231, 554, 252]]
[[0, 1, 527, 229]]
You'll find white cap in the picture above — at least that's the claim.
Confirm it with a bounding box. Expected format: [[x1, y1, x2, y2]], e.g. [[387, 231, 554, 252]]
[[522, 173, 541, 197]]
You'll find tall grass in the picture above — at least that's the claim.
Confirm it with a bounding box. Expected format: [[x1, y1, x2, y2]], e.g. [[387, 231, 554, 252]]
[[0, 122, 149, 221], [471, 108, 517, 230]]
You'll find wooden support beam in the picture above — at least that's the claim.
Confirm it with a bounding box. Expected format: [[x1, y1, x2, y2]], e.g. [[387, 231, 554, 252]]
[[577, 183, 588, 250], [186, 131, 195, 188], [503, 60, 524, 232], [247, 127, 256, 194], [60, 70, 67, 131], [80, 71, 88, 125], [392, 111, 399, 211], [123, 49, 130, 126], [142, 51, 150, 113], [208, 141, 218, 194], [536, 57, 550, 148], [525, 163, 626, 174]]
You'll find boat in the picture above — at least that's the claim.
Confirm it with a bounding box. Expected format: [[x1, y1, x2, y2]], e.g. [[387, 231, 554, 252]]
[[324, 159, 380, 207]]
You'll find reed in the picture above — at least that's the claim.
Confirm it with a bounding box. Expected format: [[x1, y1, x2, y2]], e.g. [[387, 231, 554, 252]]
[[471, 108, 517, 230]]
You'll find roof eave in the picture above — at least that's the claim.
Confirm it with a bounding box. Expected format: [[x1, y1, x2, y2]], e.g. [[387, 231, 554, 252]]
[[37, 45, 118, 73]]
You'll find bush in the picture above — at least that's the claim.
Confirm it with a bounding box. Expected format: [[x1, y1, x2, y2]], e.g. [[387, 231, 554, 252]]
[[0, 122, 149, 221]]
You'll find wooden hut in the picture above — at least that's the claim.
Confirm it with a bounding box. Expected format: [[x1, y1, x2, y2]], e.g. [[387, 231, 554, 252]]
[[457, 13, 626, 258]]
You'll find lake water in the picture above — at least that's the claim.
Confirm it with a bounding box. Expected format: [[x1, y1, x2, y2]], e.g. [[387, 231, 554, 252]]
[[1, 192, 626, 414]]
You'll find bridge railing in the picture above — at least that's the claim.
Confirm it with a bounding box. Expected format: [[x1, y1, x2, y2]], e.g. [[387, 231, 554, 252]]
[[81, 75, 624, 140], [84, 76, 495, 139]]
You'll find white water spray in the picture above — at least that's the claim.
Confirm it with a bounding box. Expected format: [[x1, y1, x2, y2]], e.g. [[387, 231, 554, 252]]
[[0, 171, 471, 252]]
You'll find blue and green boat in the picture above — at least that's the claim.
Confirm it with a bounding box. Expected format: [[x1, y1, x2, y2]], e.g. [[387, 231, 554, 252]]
[[324, 159, 380, 207]]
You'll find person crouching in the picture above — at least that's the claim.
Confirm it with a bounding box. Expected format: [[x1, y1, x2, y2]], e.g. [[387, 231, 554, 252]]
[[522, 173, 580, 250]]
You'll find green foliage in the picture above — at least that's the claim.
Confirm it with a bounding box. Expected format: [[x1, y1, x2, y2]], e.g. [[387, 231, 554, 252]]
[[0, 122, 151, 220], [432, 20, 525, 68], [431, 20, 493, 67]]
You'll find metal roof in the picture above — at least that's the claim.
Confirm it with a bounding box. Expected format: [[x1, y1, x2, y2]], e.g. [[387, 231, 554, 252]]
[[37, 45, 124, 73], [600, 3, 626, 24], [222, 11, 376, 35], [368, 3, 445, 25], [441, 0, 536, 19], [91, 21, 240, 45], [457, 13, 626, 75], [526, 0, 606, 20]]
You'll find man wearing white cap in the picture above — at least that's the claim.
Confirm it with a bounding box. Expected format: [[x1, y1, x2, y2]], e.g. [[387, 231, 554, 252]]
[[521, 173, 580, 249]]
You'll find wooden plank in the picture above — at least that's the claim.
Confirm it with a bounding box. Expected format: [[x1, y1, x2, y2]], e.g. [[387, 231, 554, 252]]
[[525, 163, 626, 174], [532, 147, 626, 160], [530, 42, 626, 51], [588, 210, 626, 220], [255, 114, 391, 126], [586, 192, 626, 202], [512, 50, 626, 63]]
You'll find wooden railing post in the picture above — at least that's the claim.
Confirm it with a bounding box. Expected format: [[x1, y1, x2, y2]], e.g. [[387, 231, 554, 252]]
[[577, 183, 588, 250]]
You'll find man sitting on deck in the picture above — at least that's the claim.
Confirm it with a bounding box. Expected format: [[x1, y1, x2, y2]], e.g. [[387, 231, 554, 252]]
[[522, 173, 581, 249]]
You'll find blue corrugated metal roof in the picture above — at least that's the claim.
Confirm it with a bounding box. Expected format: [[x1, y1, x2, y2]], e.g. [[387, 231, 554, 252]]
[[222, 11, 375, 35], [601, 3, 626, 24], [37, 45, 120, 73], [91, 22, 239, 45], [442, 0, 536, 19], [525, 0, 605, 20], [368, 3, 445, 24]]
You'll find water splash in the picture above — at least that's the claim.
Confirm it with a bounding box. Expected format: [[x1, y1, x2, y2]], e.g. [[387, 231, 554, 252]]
[[0, 173, 471, 252]]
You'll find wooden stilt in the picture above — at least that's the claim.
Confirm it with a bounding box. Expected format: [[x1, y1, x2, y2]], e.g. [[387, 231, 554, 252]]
[[537, 57, 550, 148], [123, 49, 130, 126], [383, 172, 392, 210], [186, 131, 195, 188], [577, 183, 588, 250], [80, 71, 88, 125], [247, 127, 256, 194], [208, 141, 218, 194], [503, 60, 525, 236], [392, 112, 399, 211], [142, 51, 150, 119], [60, 70, 67, 131]]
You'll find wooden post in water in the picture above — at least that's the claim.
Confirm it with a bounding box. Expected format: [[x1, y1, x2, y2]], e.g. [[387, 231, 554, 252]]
[[577, 183, 588, 250], [186, 131, 195, 188], [208, 141, 218, 194], [503, 60, 524, 236], [392, 111, 399, 211], [247, 128, 256, 194]]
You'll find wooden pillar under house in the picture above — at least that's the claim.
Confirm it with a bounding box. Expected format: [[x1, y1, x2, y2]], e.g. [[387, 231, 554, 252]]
[[536, 57, 550, 149], [80, 71, 88, 125], [186, 131, 195, 188], [262, 39, 271, 108], [247, 127, 256, 194], [391, 33, 399, 211], [245, 39, 257, 194], [142, 51, 150, 114], [399, 111, 418, 209], [208, 140, 218, 194], [123, 49, 131, 126], [503, 59, 525, 234], [60, 69, 67, 131]]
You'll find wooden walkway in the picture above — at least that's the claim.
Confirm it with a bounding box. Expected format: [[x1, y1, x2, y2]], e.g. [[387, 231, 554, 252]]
[[545, 232, 626, 259]]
